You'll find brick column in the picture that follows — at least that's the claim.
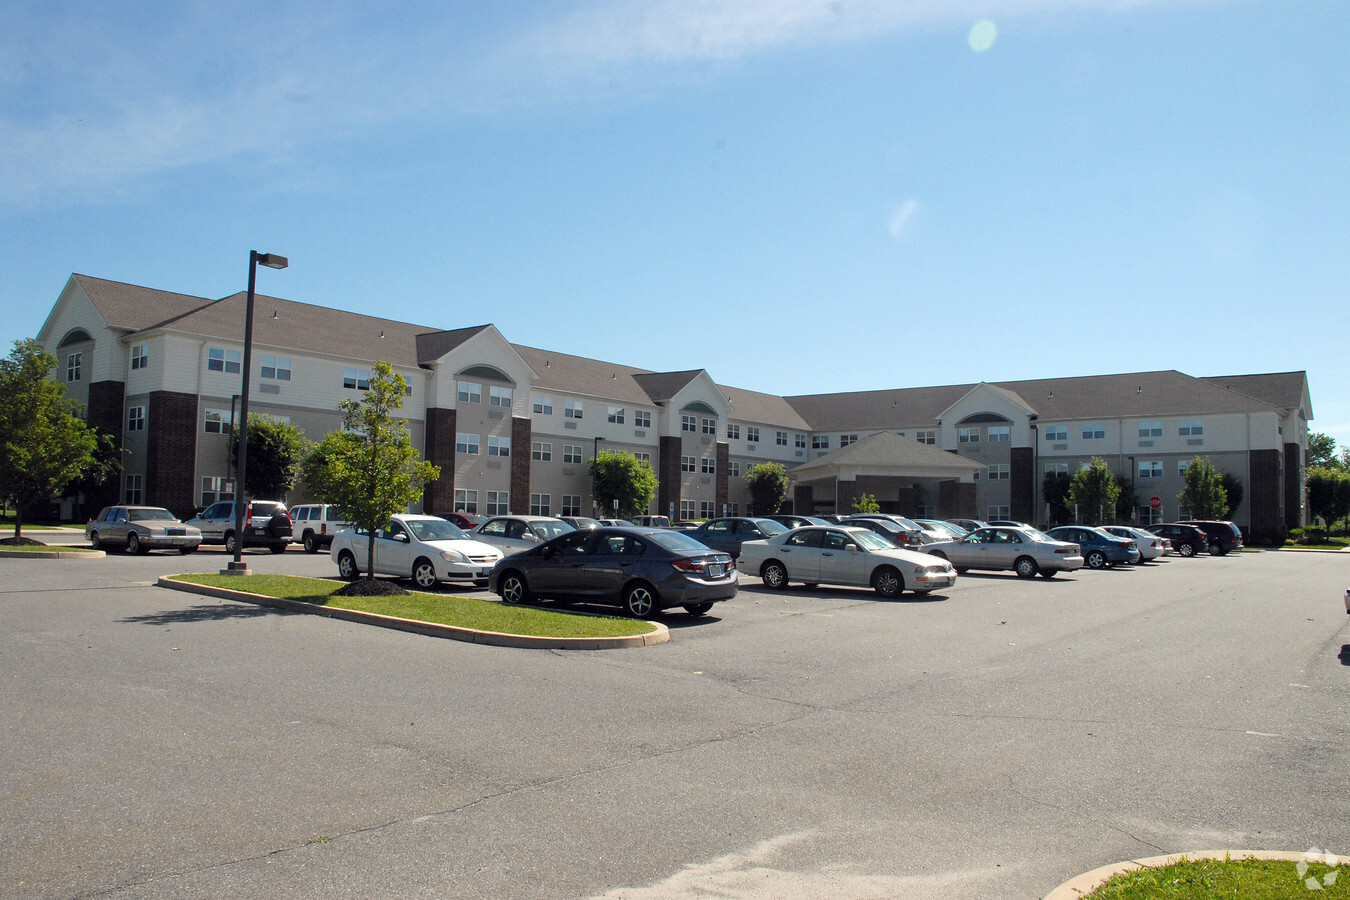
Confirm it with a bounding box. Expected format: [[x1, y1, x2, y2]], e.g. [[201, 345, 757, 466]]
[[715, 442, 729, 514], [423, 407, 457, 514], [658, 435, 682, 518], [146, 391, 198, 518], [83, 380, 125, 514], [1250, 448, 1284, 540], [793, 483, 813, 517], [1010, 446, 1034, 523], [511, 417, 532, 515], [1283, 442, 1302, 531]]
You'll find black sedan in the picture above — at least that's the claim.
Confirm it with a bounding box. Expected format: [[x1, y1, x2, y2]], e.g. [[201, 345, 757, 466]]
[[488, 526, 738, 618]]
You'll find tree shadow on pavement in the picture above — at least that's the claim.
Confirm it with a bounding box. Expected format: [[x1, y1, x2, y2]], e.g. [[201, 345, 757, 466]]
[[119, 603, 304, 626]]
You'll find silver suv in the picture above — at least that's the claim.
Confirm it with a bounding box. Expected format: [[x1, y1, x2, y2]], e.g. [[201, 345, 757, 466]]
[[289, 504, 352, 553], [187, 500, 292, 554]]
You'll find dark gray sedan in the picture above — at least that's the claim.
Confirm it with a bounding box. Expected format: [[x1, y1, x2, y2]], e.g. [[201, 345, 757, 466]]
[[488, 526, 738, 618], [85, 506, 202, 554]]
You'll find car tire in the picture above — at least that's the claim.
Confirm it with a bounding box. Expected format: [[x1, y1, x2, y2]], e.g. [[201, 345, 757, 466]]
[[179, 546, 196, 555], [683, 602, 714, 616], [412, 558, 439, 589], [303, 532, 320, 554], [1039, 569, 1057, 578], [337, 551, 359, 580], [269, 543, 287, 555], [1177, 541, 1196, 558], [762, 560, 789, 590], [1014, 556, 1039, 579], [930, 550, 948, 561], [1086, 550, 1107, 569], [1209, 542, 1225, 556], [88, 531, 101, 550], [872, 566, 903, 598], [622, 582, 658, 618], [500, 572, 530, 604], [128, 533, 147, 555], [224, 532, 238, 555]]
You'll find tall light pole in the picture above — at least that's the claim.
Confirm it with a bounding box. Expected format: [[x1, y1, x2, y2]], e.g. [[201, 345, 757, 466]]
[[226, 251, 288, 574]]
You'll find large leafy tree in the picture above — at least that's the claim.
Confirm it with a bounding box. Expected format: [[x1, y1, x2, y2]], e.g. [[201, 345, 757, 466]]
[[1114, 476, 1140, 524], [744, 462, 789, 516], [589, 449, 658, 519], [1305, 467, 1350, 529], [1220, 472, 1244, 520], [1067, 457, 1121, 524], [0, 340, 111, 541], [1308, 432, 1341, 469], [231, 414, 312, 499], [300, 361, 439, 583], [1177, 457, 1228, 520]]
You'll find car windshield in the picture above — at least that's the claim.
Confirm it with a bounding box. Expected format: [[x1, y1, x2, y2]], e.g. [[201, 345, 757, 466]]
[[853, 530, 894, 551], [648, 531, 716, 553], [1026, 529, 1060, 542], [407, 519, 469, 542], [569, 517, 601, 528], [531, 520, 575, 540], [129, 508, 177, 521], [757, 520, 789, 536]]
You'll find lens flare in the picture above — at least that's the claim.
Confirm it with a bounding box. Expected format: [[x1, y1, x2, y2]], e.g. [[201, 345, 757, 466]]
[[969, 19, 997, 52]]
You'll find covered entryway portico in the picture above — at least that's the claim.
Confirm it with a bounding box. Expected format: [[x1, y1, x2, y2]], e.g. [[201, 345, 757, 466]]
[[789, 432, 985, 518]]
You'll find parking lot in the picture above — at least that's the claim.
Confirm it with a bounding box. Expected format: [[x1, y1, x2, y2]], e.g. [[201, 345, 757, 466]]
[[2, 546, 1348, 899]]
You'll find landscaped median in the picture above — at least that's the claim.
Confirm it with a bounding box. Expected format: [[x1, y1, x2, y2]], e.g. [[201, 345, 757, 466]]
[[0, 543, 104, 559], [161, 574, 669, 649]]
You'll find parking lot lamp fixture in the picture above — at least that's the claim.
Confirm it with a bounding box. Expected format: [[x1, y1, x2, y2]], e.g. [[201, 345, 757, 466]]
[[225, 251, 288, 575]]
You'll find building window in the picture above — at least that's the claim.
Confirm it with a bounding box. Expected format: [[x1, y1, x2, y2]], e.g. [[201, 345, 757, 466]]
[[635, 452, 651, 466], [1045, 425, 1068, 442], [124, 473, 143, 505], [203, 409, 233, 434], [1044, 462, 1070, 475], [343, 368, 370, 390], [776, 431, 788, 446], [563, 445, 583, 464], [634, 410, 651, 428], [454, 489, 478, 514], [1082, 424, 1106, 440], [746, 427, 760, 443], [915, 430, 936, 445], [456, 433, 479, 454], [680, 500, 696, 520], [1138, 421, 1163, 438], [261, 356, 292, 381], [681, 415, 697, 432], [488, 436, 510, 457], [533, 395, 553, 415], [726, 423, 741, 440], [457, 381, 481, 403], [486, 491, 509, 516], [201, 476, 233, 506], [702, 417, 717, 435], [1178, 460, 1192, 476], [530, 494, 550, 516], [561, 495, 582, 517], [1179, 419, 1204, 436], [608, 406, 625, 424], [490, 385, 513, 408], [130, 345, 148, 370], [986, 505, 1010, 519], [987, 464, 1009, 480], [681, 456, 696, 473], [840, 434, 858, 447], [565, 400, 583, 419], [207, 348, 240, 374], [127, 406, 145, 432], [795, 433, 807, 449], [728, 502, 740, 516], [729, 461, 741, 477], [701, 457, 716, 474], [700, 500, 716, 519], [959, 427, 980, 444], [812, 435, 831, 450], [987, 425, 1011, 442], [532, 442, 552, 462], [1139, 460, 1163, 479]]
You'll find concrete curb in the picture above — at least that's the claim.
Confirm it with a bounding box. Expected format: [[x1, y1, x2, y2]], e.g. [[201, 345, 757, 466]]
[[156, 576, 670, 650], [0, 548, 105, 559], [1044, 849, 1335, 898]]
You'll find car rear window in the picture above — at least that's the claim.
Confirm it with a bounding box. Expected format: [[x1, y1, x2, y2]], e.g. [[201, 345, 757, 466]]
[[649, 531, 718, 553]]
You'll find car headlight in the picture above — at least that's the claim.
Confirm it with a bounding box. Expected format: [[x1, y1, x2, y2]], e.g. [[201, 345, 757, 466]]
[[439, 549, 468, 563]]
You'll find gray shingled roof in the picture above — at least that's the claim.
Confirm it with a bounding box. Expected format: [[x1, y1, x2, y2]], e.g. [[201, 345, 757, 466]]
[[1202, 372, 1311, 417], [417, 326, 494, 365], [790, 431, 985, 476], [74, 274, 213, 331]]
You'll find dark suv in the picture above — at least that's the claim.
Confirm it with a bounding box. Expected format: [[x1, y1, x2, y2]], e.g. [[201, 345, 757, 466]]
[[1147, 522, 1209, 557], [1186, 520, 1244, 556], [187, 500, 292, 554]]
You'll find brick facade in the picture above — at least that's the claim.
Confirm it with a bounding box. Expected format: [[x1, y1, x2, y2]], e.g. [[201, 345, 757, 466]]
[[1010, 446, 1034, 523], [146, 391, 198, 518], [82, 379, 126, 515], [422, 407, 457, 515], [1249, 447, 1285, 539], [715, 442, 729, 513], [511, 416, 532, 515], [658, 435, 682, 516]]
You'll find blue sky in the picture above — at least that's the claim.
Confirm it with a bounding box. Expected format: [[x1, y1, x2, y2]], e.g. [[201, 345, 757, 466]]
[[3, 0, 1346, 447]]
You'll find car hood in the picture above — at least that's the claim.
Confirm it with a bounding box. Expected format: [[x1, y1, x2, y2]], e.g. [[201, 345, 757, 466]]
[[419, 538, 502, 556]]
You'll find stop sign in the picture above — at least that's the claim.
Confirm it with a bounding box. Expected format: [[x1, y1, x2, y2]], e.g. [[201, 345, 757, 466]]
[[1149, 496, 1163, 510]]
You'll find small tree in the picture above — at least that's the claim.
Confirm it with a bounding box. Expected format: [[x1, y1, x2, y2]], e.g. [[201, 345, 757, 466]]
[[1220, 472, 1243, 520], [1042, 471, 1072, 525], [1306, 466, 1350, 529], [1308, 432, 1341, 469], [0, 340, 111, 541], [300, 361, 439, 587], [852, 492, 881, 514], [1114, 476, 1139, 524], [589, 449, 658, 519], [1177, 457, 1228, 520], [1067, 457, 1121, 523], [744, 463, 789, 516], [231, 414, 312, 499]]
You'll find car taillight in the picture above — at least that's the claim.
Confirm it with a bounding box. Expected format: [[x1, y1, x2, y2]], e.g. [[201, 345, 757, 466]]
[[1055, 546, 1076, 554], [671, 557, 730, 575]]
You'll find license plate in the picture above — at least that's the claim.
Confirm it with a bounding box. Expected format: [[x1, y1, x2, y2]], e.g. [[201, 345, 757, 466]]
[[708, 564, 724, 577]]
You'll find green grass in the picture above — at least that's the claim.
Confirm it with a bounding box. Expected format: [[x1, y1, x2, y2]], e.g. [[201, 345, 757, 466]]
[[1282, 537, 1350, 550], [0, 543, 100, 553], [1083, 856, 1346, 898], [169, 573, 654, 638]]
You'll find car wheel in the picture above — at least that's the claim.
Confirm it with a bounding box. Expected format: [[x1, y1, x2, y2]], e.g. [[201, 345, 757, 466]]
[[956, 566, 969, 575], [303, 532, 319, 554], [128, 533, 147, 555], [762, 560, 789, 590], [269, 543, 287, 554], [683, 601, 714, 616], [872, 566, 903, 598], [88, 531, 101, 550], [1014, 556, 1039, 578], [224, 532, 238, 555], [1209, 542, 1225, 556], [1039, 569, 1057, 578], [337, 551, 359, 580], [623, 582, 658, 618], [179, 546, 196, 555], [500, 572, 530, 604], [412, 558, 439, 589], [930, 550, 948, 561], [1177, 541, 1196, 558], [1086, 550, 1107, 569]]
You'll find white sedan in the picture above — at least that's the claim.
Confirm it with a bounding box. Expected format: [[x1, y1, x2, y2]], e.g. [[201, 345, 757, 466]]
[[737, 525, 957, 597], [331, 514, 503, 589], [1101, 525, 1168, 561]]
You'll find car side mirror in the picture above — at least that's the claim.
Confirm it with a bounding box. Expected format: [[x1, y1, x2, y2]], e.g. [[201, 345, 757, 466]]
[[523, 533, 539, 542], [847, 544, 859, 553], [394, 533, 409, 543]]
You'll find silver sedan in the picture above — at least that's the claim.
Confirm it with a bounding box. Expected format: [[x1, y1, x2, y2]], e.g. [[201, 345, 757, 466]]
[[932, 526, 1083, 579], [85, 506, 202, 554], [737, 525, 956, 597]]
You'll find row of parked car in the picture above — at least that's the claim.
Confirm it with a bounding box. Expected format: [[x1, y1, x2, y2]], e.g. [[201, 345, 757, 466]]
[[82, 501, 1243, 621]]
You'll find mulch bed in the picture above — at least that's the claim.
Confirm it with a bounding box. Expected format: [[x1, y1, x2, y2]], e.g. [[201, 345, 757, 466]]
[[332, 578, 410, 597], [0, 537, 48, 547]]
